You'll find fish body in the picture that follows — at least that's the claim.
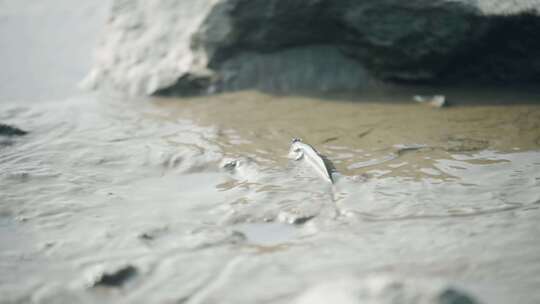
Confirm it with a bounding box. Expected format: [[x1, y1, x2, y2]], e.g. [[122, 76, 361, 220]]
[[289, 138, 334, 183]]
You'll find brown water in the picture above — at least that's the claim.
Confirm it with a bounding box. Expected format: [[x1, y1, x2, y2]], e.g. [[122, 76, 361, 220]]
[[1, 88, 540, 303]]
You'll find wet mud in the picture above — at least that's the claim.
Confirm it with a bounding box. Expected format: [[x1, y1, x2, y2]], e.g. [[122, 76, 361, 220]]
[[1, 87, 540, 303]]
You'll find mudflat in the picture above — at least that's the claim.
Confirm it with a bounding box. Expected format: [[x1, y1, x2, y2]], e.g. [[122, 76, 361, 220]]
[[1, 87, 539, 303]]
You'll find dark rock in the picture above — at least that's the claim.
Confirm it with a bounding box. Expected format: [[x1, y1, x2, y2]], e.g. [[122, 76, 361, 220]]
[[84, 0, 540, 96], [0, 124, 27, 136], [289, 215, 315, 225], [340, 1, 480, 82], [138, 232, 154, 240], [92, 265, 137, 288], [438, 287, 478, 304]]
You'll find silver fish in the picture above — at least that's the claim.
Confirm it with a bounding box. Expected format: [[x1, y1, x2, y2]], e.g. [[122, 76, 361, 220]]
[[288, 138, 335, 183]]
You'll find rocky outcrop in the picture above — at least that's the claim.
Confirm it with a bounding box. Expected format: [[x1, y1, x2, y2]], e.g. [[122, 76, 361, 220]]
[[84, 0, 540, 96]]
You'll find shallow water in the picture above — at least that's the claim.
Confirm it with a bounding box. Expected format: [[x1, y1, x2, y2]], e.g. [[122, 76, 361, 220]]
[[1, 89, 540, 303]]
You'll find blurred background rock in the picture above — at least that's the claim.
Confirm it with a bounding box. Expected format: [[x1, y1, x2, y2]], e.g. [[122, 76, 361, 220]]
[[81, 0, 540, 96]]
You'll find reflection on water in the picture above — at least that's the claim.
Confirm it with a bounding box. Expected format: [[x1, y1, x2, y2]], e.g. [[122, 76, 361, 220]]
[[1, 90, 540, 303]]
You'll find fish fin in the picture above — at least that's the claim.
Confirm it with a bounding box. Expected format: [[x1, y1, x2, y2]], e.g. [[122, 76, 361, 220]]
[[321, 154, 337, 183]]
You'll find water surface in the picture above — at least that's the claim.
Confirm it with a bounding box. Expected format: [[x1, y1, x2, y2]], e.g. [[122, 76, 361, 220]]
[[1, 89, 540, 303]]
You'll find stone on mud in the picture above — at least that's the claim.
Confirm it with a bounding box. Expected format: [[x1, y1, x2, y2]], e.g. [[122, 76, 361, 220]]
[[0, 123, 27, 136], [86, 264, 138, 288], [85, 0, 540, 96], [0, 124, 27, 147]]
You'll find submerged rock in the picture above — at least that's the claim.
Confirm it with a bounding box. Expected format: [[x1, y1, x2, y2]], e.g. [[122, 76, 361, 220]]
[[85, 0, 540, 96]]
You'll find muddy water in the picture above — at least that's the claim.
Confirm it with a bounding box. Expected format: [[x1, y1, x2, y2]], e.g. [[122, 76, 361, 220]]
[[1, 89, 540, 304]]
